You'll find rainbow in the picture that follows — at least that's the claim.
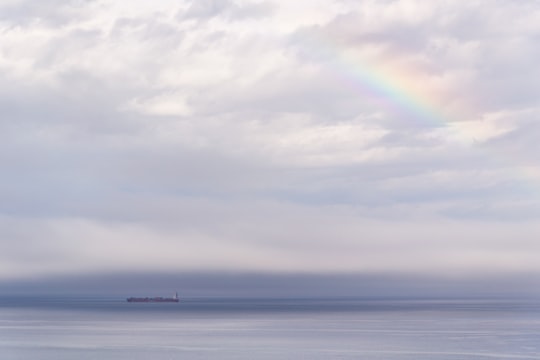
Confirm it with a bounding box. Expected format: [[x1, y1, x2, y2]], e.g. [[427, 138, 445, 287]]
[[299, 32, 540, 198], [300, 32, 468, 132]]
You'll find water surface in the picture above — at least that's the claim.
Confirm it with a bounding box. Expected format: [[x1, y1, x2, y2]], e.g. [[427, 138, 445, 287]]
[[1, 296, 539, 359]]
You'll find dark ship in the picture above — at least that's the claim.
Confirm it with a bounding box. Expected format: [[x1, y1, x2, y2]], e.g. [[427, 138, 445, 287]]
[[127, 292, 179, 303]]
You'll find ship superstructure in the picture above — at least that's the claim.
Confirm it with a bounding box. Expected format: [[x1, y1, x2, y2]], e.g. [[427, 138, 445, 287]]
[[127, 292, 179, 303]]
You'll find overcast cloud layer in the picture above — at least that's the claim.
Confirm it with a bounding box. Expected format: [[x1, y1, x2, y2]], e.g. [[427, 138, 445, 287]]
[[1, 0, 540, 281]]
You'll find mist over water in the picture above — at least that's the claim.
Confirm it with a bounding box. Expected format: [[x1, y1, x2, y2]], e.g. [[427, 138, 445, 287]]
[[3, 272, 540, 299]]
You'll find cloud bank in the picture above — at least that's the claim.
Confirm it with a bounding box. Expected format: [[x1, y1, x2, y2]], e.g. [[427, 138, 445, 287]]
[[1, 0, 539, 281]]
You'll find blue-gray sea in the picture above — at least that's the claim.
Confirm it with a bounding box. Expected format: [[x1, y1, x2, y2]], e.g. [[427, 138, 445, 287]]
[[1, 296, 539, 359]]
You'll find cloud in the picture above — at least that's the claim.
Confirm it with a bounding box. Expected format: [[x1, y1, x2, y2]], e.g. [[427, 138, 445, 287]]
[[0, 0, 94, 27], [2, 207, 540, 281], [180, 0, 275, 20], [0, 0, 539, 281], [3, 271, 540, 298]]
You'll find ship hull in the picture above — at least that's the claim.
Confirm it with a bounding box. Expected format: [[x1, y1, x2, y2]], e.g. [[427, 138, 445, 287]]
[[127, 298, 179, 303]]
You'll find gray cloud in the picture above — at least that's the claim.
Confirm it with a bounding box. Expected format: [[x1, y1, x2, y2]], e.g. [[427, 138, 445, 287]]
[[3, 272, 539, 299], [0, 0, 539, 282], [180, 0, 275, 20], [0, 0, 93, 26]]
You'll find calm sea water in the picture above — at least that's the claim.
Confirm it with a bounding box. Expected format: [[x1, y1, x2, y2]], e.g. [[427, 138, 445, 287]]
[[1, 296, 539, 359]]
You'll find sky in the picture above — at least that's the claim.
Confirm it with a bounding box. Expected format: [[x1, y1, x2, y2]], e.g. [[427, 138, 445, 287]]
[[1, 0, 540, 293]]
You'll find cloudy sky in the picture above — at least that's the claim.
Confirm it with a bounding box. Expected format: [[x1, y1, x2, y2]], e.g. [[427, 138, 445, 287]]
[[1, 0, 540, 286]]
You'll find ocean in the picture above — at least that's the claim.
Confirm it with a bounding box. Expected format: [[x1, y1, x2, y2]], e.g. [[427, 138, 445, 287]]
[[1, 296, 539, 359]]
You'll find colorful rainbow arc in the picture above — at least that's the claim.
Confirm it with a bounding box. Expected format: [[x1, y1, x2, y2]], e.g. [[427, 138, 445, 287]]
[[299, 33, 540, 198], [298, 30, 464, 130]]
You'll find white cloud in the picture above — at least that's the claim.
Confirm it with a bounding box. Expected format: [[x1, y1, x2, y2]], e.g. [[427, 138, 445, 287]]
[[0, 0, 539, 279], [2, 206, 540, 280], [125, 93, 193, 116]]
